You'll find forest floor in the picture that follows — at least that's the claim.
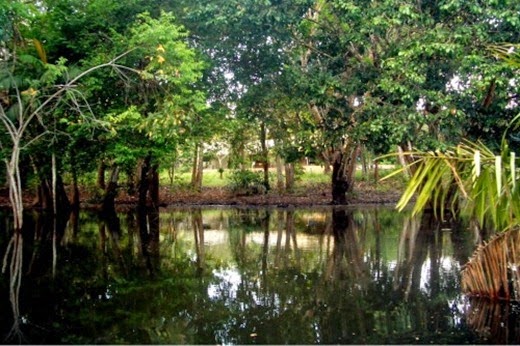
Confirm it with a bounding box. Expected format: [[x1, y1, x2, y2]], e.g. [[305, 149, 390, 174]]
[[0, 181, 403, 210], [102, 180, 403, 209], [0, 164, 406, 209]]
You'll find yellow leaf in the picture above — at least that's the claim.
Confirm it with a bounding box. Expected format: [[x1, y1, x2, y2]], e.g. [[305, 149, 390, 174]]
[[21, 88, 38, 96], [33, 39, 47, 64], [156, 44, 165, 53], [157, 55, 165, 64]]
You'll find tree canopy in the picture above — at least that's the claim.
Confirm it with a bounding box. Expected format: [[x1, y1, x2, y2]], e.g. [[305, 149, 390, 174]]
[[1, 0, 519, 209]]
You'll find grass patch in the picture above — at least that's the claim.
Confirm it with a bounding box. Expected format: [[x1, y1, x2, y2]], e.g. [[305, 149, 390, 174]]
[[158, 165, 407, 193]]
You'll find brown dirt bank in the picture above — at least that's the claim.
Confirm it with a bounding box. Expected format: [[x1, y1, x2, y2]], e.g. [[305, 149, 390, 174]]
[[108, 181, 402, 208], [0, 182, 403, 210]]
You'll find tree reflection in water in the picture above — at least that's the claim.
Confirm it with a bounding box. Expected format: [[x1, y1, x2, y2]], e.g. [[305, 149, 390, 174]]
[[1, 207, 520, 343], [465, 297, 520, 344], [2, 231, 23, 343]]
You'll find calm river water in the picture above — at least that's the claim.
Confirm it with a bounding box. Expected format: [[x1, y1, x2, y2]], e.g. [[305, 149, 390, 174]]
[[0, 206, 519, 344]]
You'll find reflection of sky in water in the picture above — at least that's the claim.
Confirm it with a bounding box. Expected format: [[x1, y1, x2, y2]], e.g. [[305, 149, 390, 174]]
[[205, 225, 464, 299], [207, 267, 283, 312], [208, 268, 241, 300], [148, 211, 499, 342], [420, 257, 460, 293]]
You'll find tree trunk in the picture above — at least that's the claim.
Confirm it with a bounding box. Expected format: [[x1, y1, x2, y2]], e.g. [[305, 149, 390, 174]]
[[276, 155, 285, 192], [69, 150, 80, 210], [137, 153, 160, 208], [149, 164, 160, 208], [196, 147, 204, 190], [373, 159, 379, 185], [331, 144, 360, 205], [191, 143, 203, 192], [360, 146, 369, 178], [97, 160, 106, 190], [321, 150, 332, 174], [138, 153, 152, 209], [56, 173, 70, 214], [217, 155, 225, 179], [33, 178, 50, 209], [191, 144, 198, 187], [102, 166, 119, 213], [285, 162, 295, 192], [6, 149, 23, 231], [397, 141, 418, 177], [32, 166, 70, 213], [168, 161, 176, 186], [260, 122, 270, 191], [71, 164, 80, 210]]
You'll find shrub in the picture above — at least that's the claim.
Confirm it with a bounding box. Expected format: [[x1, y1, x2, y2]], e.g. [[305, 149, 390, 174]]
[[228, 169, 266, 195]]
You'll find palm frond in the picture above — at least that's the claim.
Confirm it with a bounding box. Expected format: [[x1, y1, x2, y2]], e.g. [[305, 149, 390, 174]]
[[386, 134, 520, 233]]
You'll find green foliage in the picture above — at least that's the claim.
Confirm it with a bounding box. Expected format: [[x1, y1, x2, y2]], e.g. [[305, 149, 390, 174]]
[[390, 41, 520, 232], [128, 11, 204, 86], [290, 0, 520, 156], [389, 130, 520, 232], [3, 0, 520, 207], [228, 169, 266, 195]]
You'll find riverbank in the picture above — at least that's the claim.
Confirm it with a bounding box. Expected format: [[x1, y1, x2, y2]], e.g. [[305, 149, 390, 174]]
[[0, 180, 403, 210], [89, 180, 403, 209]]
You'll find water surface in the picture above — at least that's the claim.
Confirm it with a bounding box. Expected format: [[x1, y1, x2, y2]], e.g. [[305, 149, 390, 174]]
[[0, 206, 518, 344]]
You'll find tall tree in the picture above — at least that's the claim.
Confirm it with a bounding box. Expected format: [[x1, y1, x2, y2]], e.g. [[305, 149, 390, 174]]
[[287, 0, 520, 204], [183, 0, 313, 190], [2, 1, 207, 217]]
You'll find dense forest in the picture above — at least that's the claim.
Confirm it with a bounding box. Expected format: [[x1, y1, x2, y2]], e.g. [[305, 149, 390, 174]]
[[1, 0, 519, 225]]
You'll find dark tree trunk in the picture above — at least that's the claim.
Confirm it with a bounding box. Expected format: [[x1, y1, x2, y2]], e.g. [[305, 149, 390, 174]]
[[71, 165, 80, 210], [137, 153, 160, 208], [102, 166, 119, 213], [33, 178, 51, 209], [55, 174, 71, 212], [149, 164, 160, 208], [97, 160, 106, 190], [138, 153, 152, 209], [32, 169, 70, 213], [332, 160, 350, 205], [331, 145, 360, 205]]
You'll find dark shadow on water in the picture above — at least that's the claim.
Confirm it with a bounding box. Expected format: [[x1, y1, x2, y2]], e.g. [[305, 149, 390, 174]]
[[466, 297, 520, 344]]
